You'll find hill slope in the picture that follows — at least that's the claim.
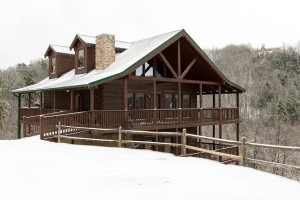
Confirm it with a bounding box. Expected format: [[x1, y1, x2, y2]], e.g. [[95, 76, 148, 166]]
[[0, 137, 299, 200]]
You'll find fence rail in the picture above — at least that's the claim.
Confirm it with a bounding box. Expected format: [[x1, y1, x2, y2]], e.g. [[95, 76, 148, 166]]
[[56, 123, 300, 173]]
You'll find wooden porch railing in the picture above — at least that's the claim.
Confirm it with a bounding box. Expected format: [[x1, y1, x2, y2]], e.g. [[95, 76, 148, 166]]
[[20, 108, 67, 120], [21, 108, 239, 139]]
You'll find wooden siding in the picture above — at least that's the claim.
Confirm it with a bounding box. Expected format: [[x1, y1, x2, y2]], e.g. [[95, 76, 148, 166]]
[[48, 50, 75, 78]]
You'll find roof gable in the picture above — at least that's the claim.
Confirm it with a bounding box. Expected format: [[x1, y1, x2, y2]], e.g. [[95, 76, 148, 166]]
[[44, 44, 75, 57]]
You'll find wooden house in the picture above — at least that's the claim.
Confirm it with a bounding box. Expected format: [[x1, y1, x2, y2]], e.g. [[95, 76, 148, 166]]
[[13, 29, 245, 158]]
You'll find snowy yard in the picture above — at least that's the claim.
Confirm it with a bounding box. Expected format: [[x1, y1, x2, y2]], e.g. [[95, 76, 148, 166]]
[[0, 136, 299, 200]]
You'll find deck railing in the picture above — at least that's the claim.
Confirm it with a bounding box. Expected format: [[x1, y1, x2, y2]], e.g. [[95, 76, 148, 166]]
[[20, 108, 67, 120], [21, 108, 239, 139]]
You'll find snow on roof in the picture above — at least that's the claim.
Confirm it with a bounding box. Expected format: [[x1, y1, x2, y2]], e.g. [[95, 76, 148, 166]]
[[13, 30, 182, 93], [77, 34, 131, 49], [50, 44, 75, 55]]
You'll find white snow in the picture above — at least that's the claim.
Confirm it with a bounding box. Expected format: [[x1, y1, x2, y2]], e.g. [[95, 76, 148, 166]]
[[77, 34, 132, 49], [0, 136, 299, 200], [50, 44, 75, 55]]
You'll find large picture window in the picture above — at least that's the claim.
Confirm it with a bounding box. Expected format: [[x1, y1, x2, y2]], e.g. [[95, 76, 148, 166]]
[[135, 93, 145, 109], [78, 49, 84, 68], [127, 93, 134, 110], [51, 57, 56, 74]]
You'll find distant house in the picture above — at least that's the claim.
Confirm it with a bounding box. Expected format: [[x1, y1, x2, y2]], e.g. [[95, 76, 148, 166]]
[[13, 29, 245, 157]]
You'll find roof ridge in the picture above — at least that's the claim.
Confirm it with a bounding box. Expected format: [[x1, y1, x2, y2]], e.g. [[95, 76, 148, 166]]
[[50, 44, 70, 48], [132, 29, 183, 43]]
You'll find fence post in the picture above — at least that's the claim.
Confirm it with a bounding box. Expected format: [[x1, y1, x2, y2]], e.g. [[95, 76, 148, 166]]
[[118, 126, 122, 148], [241, 137, 246, 166], [40, 115, 44, 140], [57, 121, 61, 143], [181, 128, 187, 157]]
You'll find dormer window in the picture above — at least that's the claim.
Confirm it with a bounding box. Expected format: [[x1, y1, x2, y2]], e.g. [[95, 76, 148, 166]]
[[51, 57, 56, 74], [78, 49, 84, 68]]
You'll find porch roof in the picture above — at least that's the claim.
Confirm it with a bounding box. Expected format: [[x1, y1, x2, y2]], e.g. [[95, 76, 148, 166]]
[[12, 29, 245, 94]]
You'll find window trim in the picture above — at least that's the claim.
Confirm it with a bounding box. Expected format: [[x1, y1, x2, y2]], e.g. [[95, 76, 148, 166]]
[[78, 48, 85, 69], [51, 57, 56, 74]]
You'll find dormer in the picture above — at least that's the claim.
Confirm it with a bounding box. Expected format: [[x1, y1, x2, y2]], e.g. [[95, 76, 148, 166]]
[[44, 45, 75, 78], [70, 34, 131, 74]]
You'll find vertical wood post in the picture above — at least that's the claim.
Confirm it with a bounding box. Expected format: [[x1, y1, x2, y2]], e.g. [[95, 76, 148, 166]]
[[40, 92, 43, 114], [236, 92, 240, 141], [118, 126, 122, 148], [70, 90, 74, 111], [212, 93, 215, 150], [199, 83, 203, 123], [90, 87, 95, 111], [241, 137, 246, 166], [178, 40, 181, 76], [218, 85, 222, 162], [57, 121, 61, 143], [53, 91, 56, 110], [181, 128, 186, 157], [28, 93, 31, 108], [153, 80, 157, 126], [178, 82, 182, 125], [40, 115, 44, 140], [23, 116, 26, 138], [123, 78, 128, 128]]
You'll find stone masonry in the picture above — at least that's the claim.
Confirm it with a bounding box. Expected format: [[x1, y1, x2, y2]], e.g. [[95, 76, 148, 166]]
[[95, 34, 115, 70]]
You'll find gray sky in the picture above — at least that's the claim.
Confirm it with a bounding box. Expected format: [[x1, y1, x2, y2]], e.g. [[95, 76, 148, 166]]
[[0, 0, 300, 69]]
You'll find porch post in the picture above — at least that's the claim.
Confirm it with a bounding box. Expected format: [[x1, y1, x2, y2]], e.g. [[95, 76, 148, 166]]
[[212, 93, 215, 150], [70, 90, 74, 111], [17, 94, 21, 139], [236, 92, 240, 141], [90, 87, 95, 111], [53, 91, 56, 110], [123, 78, 128, 129], [198, 83, 203, 155], [178, 81, 182, 124], [218, 85, 222, 162], [28, 93, 31, 108]]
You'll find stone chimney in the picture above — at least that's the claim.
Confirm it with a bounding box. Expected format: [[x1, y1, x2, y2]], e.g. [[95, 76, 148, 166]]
[[96, 34, 115, 70]]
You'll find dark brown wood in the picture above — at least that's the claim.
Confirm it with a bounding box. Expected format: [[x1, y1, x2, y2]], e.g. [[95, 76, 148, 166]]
[[28, 93, 31, 108], [180, 58, 197, 79], [123, 78, 128, 110], [53, 91, 56, 109], [90, 87, 95, 111], [159, 52, 179, 79], [178, 40, 181, 76], [70, 90, 74, 111]]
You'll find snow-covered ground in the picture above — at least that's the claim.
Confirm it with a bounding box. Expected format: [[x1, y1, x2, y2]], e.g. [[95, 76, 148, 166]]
[[0, 136, 299, 200]]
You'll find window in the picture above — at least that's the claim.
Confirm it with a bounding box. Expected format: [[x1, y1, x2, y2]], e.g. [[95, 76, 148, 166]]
[[182, 94, 190, 108], [174, 94, 178, 108], [150, 94, 160, 109], [164, 94, 173, 109], [128, 93, 134, 110], [135, 93, 145, 109], [78, 49, 84, 68], [51, 57, 56, 74]]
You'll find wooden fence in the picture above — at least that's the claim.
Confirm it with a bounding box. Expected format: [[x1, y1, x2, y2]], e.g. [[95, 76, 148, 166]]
[[56, 123, 300, 172]]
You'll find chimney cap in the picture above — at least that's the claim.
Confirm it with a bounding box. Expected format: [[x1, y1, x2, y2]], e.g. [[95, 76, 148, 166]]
[[96, 33, 115, 37]]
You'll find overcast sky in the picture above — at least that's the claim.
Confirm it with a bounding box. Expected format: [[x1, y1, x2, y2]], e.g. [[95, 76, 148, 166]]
[[0, 0, 300, 69]]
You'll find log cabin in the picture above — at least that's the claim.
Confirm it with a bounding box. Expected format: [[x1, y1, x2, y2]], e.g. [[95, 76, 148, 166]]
[[12, 29, 245, 158]]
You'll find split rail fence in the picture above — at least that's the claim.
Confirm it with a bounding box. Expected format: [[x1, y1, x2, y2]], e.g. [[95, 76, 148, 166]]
[[56, 122, 300, 172]]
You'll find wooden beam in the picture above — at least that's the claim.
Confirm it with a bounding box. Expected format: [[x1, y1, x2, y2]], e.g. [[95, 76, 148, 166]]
[[199, 83, 203, 108], [153, 80, 157, 109], [90, 87, 95, 111], [178, 40, 181, 76], [180, 58, 197, 79], [153, 57, 157, 78], [28, 93, 31, 108], [70, 90, 74, 111], [159, 52, 179, 79], [123, 78, 128, 110], [53, 91, 56, 110]]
